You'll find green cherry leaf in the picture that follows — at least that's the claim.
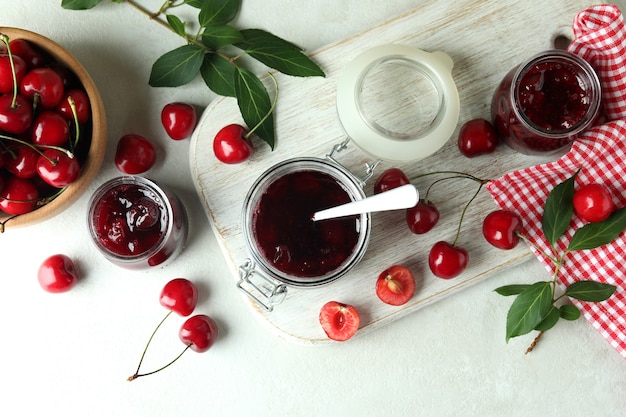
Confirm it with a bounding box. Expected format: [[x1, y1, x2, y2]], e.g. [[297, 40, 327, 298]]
[[494, 284, 531, 296], [149, 45, 204, 87], [542, 169, 579, 247], [564, 280, 617, 302], [505, 281, 553, 342], [166, 15, 186, 37], [567, 207, 626, 251], [61, 0, 103, 10], [201, 53, 236, 97], [198, 0, 241, 26], [236, 29, 325, 77], [201, 25, 243, 50], [534, 306, 560, 331], [234, 67, 275, 149], [559, 304, 581, 321]]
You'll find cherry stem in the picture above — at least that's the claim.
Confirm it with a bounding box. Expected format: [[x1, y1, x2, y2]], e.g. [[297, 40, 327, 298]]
[[452, 181, 484, 247], [128, 344, 192, 381], [129, 310, 172, 380], [246, 72, 278, 139], [525, 331, 544, 354], [0, 33, 19, 108], [410, 170, 489, 184], [0, 133, 74, 165], [67, 96, 81, 150]]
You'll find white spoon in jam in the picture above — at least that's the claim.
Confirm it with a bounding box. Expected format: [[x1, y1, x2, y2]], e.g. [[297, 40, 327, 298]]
[[312, 184, 418, 221]]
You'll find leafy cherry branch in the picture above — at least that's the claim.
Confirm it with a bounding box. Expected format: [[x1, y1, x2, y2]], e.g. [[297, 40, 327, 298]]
[[496, 169, 624, 353], [61, 0, 325, 149]]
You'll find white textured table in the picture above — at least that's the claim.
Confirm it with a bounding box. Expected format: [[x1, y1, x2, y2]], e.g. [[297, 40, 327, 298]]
[[1, 1, 625, 416]]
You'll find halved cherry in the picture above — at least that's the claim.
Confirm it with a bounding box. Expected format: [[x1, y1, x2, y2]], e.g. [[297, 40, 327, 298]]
[[319, 301, 360, 342], [375, 265, 416, 306]]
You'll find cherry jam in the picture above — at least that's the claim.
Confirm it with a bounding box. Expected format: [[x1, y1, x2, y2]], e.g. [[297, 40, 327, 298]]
[[491, 50, 601, 155], [242, 158, 370, 287], [88, 176, 188, 269], [253, 170, 360, 278]]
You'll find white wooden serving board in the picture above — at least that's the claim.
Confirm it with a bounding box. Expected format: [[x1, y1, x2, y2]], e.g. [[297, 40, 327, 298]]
[[190, 0, 595, 343]]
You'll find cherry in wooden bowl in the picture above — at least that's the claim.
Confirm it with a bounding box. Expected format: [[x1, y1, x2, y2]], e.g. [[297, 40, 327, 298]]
[[0, 27, 106, 230]]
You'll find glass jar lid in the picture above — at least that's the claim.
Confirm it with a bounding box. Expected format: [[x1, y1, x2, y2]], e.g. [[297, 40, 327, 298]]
[[336, 44, 460, 162]]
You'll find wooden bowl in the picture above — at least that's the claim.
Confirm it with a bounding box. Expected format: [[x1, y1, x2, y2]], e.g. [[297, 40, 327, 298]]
[[0, 27, 106, 230]]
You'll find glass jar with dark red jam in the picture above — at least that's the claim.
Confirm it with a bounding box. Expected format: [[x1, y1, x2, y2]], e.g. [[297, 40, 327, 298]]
[[238, 157, 371, 310], [491, 50, 601, 156], [87, 176, 188, 269]]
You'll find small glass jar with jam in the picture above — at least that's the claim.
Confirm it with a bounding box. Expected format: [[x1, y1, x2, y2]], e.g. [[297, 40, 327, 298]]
[[87, 176, 188, 269], [238, 157, 371, 311], [491, 50, 602, 156]]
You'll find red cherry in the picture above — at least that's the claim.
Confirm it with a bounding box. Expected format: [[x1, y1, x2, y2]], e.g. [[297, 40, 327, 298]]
[[457, 118, 499, 157], [428, 241, 469, 279], [573, 183, 615, 223], [161, 102, 197, 140], [482, 209, 523, 250], [9, 39, 45, 69], [0, 176, 39, 215], [0, 53, 27, 93], [114, 134, 157, 174], [374, 168, 410, 194], [159, 278, 198, 317], [179, 314, 218, 353], [375, 265, 416, 306], [20, 67, 65, 108], [31, 110, 70, 146], [213, 124, 253, 164], [406, 199, 440, 234], [3, 144, 40, 178], [37, 254, 78, 293], [56, 88, 91, 124], [0, 94, 33, 134], [36, 149, 81, 188], [319, 301, 360, 341]]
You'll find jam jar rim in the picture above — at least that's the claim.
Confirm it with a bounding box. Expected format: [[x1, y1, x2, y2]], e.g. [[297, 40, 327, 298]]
[[510, 49, 602, 139], [241, 157, 372, 288], [87, 175, 174, 265]]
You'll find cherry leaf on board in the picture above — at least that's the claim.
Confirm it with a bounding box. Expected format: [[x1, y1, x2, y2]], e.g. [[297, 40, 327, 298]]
[[149, 45, 204, 87], [542, 169, 579, 247], [234, 67, 274, 149]]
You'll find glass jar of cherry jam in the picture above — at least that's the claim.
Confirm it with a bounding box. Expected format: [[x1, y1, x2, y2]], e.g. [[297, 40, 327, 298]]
[[87, 176, 188, 269], [491, 50, 601, 156], [238, 158, 371, 310]]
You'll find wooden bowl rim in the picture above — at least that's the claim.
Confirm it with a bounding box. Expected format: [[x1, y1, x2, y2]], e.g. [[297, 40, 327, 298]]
[[0, 27, 107, 230]]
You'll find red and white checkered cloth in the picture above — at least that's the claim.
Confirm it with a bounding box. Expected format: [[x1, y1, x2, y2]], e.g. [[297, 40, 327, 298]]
[[486, 4, 626, 359]]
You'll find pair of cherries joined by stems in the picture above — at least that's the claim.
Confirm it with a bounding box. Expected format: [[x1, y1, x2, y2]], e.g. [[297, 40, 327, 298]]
[[374, 167, 522, 279], [128, 278, 218, 381]]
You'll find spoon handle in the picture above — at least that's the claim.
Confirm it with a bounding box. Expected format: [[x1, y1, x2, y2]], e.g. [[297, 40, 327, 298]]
[[312, 184, 419, 221]]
